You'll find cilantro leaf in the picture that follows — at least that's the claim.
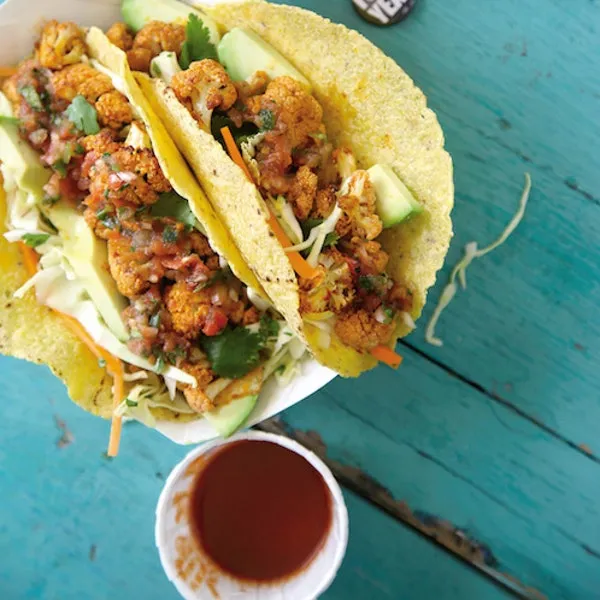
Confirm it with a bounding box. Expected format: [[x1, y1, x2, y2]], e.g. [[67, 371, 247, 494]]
[[53, 159, 68, 178], [259, 314, 279, 341], [258, 108, 275, 132], [179, 14, 218, 70], [64, 95, 100, 135], [162, 226, 178, 243], [22, 233, 50, 248], [150, 191, 198, 229], [324, 232, 340, 248], [194, 270, 228, 291], [201, 326, 265, 379], [19, 85, 43, 111]]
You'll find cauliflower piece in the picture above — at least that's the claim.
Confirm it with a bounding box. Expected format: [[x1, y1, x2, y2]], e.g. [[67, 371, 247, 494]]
[[107, 236, 152, 297], [179, 361, 216, 413], [387, 282, 414, 312], [38, 20, 86, 70], [51, 63, 113, 103], [165, 281, 212, 339], [248, 76, 323, 148], [82, 131, 171, 207], [334, 309, 394, 352], [350, 238, 389, 275], [81, 128, 121, 155], [106, 22, 134, 51], [126, 48, 153, 73], [312, 186, 336, 219], [288, 165, 318, 220], [96, 90, 134, 130], [171, 59, 238, 129], [149, 51, 181, 84], [337, 170, 383, 241], [130, 21, 186, 70], [332, 147, 357, 181], [300, 249, 355, 315]]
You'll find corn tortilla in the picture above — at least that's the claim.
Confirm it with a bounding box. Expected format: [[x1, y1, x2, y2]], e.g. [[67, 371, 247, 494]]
[[143, 1, 453, 376]]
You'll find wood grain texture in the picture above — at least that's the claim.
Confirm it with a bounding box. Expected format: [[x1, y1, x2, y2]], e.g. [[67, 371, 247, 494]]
[[276, 355, 600, 600], [288, 0, 600, 455], [0, 358, 513, 600]]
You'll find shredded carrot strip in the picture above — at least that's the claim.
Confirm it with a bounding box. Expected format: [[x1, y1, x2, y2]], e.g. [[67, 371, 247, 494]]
[[18, 241, 39, 275], [220, 126, 319, 280], [18, 243, 125, 456], [371, 345, 403, 369], [265, 210, 320, 280], [220, 126, 254, 182], [0, 66, 17, 77]]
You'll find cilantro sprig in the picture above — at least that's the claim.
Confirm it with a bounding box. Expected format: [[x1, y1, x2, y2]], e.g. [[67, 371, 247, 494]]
[[21, 233, 50, 248], [64, 95, 100, 135], [201, 315, 279, 379], [150, 191, 198, 229], [179, 14, 218, 70]]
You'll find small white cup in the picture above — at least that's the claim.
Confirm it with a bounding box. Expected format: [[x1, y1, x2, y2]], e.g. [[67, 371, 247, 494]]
[[155, 431, 349, 600]]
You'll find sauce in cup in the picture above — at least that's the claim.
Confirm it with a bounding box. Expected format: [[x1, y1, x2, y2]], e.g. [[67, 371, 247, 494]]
[[188, 439, 333, 582], [155, 431, 348, 600]]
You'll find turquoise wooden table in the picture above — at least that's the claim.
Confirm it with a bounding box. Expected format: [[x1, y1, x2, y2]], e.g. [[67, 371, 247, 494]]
[[1, 1, 599, 598]]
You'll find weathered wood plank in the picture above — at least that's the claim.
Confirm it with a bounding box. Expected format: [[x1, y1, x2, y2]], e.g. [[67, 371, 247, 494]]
[[287, 0, 600, 456], [272, 347, 600, 600], [0, 358, 513, 600]]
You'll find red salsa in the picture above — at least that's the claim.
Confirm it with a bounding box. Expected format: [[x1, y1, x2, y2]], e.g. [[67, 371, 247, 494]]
[[188, 439, 332, 582]]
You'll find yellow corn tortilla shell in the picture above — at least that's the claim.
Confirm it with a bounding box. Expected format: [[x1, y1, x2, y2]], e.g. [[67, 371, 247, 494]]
[[0, 185, 114, 418], [141, 1, 453, 376]]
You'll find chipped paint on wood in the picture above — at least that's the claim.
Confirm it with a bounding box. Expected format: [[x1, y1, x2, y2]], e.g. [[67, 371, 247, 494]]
[[258, 419, 547, 600]]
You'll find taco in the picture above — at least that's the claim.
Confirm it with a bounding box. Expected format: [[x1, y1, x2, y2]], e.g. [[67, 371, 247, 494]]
[[110, 0, 454, 377], [0, 18, 307, 454]]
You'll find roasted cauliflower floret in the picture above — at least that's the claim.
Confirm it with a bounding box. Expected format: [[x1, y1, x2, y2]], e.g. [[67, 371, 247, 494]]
[[96, 90, 134, 130], [334, 309, 394, 352], [38, 20, 86, 70], [130, 21, 186, 69], [106, 22, 134, 51], [165, 281, 212, 340], [126, 48, 153, 73], [180, 361, 216, 413], [107, 236, 152, 298], [171, 59, 238, 129], [300, 250, 355, 315], [332, 147, 357, 181], [51, 63, 113, 103], [337, 170, 383, 241], [350, 238, 389, 274], [248, 76, 323, 148], [288, 165, 318, 220], [82, 132, 171, 207]]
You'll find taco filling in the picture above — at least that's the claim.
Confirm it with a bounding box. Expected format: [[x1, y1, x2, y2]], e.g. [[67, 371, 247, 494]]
[[115, 12, 423, 361], [0, 20, 304, 445]]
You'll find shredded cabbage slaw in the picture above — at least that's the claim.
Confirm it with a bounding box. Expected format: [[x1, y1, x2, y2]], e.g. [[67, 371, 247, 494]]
[[425, 173, 532, 347]]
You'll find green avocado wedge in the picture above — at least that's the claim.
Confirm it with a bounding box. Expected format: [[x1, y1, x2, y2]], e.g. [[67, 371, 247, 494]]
[[204, 394, 259, 437]]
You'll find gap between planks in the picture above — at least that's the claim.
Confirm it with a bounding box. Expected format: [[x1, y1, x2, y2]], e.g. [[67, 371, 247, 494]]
[[256, 418, 545, 600], [400, 340, 600, 465]]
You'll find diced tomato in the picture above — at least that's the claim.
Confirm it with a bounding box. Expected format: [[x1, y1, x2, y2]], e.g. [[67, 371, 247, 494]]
[[202, 307, 228, 337]]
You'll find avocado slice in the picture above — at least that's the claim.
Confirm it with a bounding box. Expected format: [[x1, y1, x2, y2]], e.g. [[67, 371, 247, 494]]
[[121, 0, 220, 45], [368, 164, 423, 228], [47, 203, 129, 341], [218, 28, 311, 90], [204, 394, 259, 437], [0, 93, 49, 196]]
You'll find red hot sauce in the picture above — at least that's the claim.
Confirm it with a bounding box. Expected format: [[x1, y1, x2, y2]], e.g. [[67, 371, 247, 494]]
[[188, 439, 333, 583]]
